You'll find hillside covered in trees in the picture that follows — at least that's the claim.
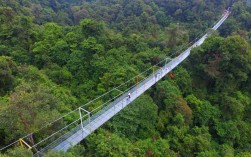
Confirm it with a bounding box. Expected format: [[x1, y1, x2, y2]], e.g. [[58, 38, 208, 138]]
[[0, 0, 251, 156]]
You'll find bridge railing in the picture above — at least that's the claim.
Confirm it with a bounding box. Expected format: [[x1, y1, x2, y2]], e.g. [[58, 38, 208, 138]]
[[34, 62, 166, 155], [35, 43, 198, 155]]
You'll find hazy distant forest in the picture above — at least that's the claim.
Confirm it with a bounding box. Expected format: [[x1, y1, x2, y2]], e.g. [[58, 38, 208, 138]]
[[0, 0, 251, 156]]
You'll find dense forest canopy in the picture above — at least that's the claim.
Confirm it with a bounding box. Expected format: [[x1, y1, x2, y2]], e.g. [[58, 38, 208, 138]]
[[0, 0, 251, 156]]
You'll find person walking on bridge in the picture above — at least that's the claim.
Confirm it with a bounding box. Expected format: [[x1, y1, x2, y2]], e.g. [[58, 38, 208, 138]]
[[128, 92, 131, 99]]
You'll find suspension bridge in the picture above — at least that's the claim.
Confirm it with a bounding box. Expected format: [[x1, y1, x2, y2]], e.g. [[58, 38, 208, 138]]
[[0, 9, 230, 156]]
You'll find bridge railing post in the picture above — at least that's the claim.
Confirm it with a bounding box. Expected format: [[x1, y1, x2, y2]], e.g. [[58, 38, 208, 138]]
[[79, 107, 91, 134], [79, 107, 84, 136]]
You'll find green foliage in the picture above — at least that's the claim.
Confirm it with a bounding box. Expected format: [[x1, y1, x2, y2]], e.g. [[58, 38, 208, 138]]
[[215, 120, 240, 145], [236, 152, 251, 157], [131, 138, 177, 157], [236, 121, 251, 150], [0, 65, 76, 146], [188, 35, 251, 95], [182, 126, 213, 156], [67, 144, 86, 157], [0, 0, 251, 156], [173, 67, 192, 95], [5, 147, 32, 157], [0, 56, 17, 95], [219, 92, 250, 121], [154, 80, 192, 128], [85, 129, 132, 157], [219, 144, 235, 157], [186, 95, 219, 126], [1, 81, 62, 142], [44, 150, 75, 157], [110, 95, 158, 140], [80, 19, 104, 37], [197, 150, 220, 157], [43, 64, 73, 85]]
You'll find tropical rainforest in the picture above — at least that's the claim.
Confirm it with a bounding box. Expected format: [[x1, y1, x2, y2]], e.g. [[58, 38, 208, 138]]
[[0, 0, 251, 156]]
